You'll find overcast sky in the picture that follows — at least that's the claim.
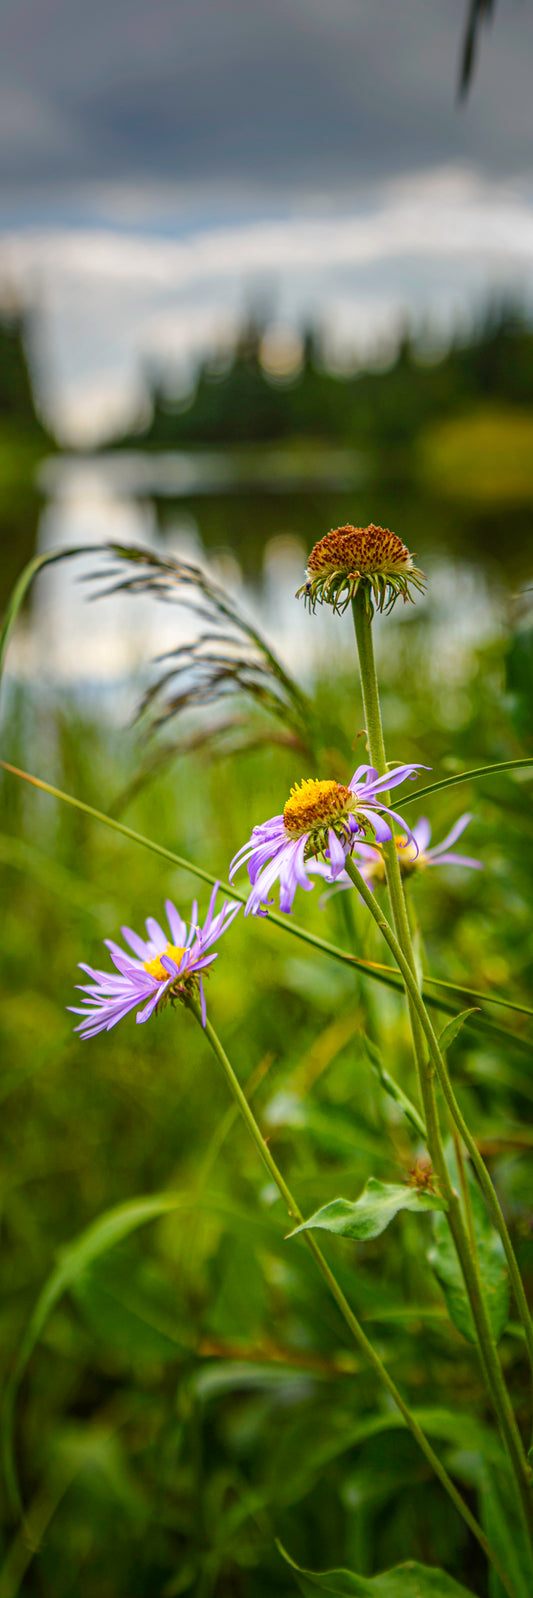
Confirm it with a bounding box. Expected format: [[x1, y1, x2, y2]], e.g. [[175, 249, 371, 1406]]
[[1, 0, 532, 440]]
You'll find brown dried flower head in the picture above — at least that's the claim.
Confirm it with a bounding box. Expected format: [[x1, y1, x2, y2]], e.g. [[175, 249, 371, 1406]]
[[298, 522, 425, 616]]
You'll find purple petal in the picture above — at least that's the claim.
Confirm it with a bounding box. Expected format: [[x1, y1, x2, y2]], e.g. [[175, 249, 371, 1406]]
[[203, 900, 241, 949], [104, 942, 145, 977], [144, 917, 167, 950], [412, 817, 432, 853], [246, 842, 296, 916], [350, 764, 378, 787], [121, 925, 151, 959], [358, 807, 392, 842], [78, 962, 130, 989], [327, 828, 347, 879], [165, 899, 187, 945], [136, 986, 165, 1024], [199, 977, 207, 1027], [427, 813, 473, 856], [186, 900, 199, 944], [375, 802, 419, 848], [278, 838, 312, 913], [356, 763, 428, 798], [427, 851, 483, 870], [160, 954, 179, 977], [201, 881, 219, 938]]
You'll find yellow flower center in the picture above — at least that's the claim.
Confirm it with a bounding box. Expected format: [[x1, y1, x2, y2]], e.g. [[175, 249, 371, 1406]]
[[307, 523, 413, 579], [396, 834, 418, 866], [283, 778, 352, 837], [143, 943, 186, 982]]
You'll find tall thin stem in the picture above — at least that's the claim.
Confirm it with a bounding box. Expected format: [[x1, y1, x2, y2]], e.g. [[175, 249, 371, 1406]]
[[343, 853, 533, 1545], [185, 994, 516, 1596], [351, 588, 533, 1415]]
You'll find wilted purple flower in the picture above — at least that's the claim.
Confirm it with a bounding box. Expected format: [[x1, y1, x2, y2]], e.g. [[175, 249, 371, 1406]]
[[69, 885, 240, 1036], [312, 812, 482, 897], [230, 762, 426, 916]]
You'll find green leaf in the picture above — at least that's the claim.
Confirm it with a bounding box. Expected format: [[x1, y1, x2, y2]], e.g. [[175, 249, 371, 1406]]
[[271, 1406, 505, 1509], [361, 1034, 426, 1138], [288, 1177, 447, 1243], [2, 1191, 191, 1514], [71, 1252, 191, 1365], [277, 1542, 477, 1596], [438, 1010, 480, 1053], [428, 1175, 510, 1345], [480, 1460, 533, 1598]]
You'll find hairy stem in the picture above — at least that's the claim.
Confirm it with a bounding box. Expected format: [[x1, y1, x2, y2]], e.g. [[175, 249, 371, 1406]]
[[185, 994, 516, 1595], [351, 588, 533, 1422], [350, 590, 533, 1545], [344, 853, 533, 1544]]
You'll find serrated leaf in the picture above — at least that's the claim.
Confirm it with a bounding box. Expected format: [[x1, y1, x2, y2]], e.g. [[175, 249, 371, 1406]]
[[438, 1010, 480, 1053], [288, 1177, 447, 1243], [361, 1034, 426, 1138], [277, 1541, 477, 1596], [428, 1172, 510, 1345]]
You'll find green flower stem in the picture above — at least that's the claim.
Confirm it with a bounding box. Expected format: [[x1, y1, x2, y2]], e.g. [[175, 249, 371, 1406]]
[[351, 590, 533, 1413], [433, 1041, 533, 1409], [452, 1126, 480, 1268], [343, 853, 533, 1547], [185, 994, 516, 1596]]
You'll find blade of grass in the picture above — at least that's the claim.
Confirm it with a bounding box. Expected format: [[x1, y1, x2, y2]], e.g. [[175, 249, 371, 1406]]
[[402, 760, 533, 807], [2, 1193, 190, 1514], [421, 973, 533, 1022], [0, 546, 102, 698]]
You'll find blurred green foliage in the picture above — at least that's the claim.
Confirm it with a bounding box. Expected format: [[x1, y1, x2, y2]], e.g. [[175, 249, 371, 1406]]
[[0, 587, 532, 1596]]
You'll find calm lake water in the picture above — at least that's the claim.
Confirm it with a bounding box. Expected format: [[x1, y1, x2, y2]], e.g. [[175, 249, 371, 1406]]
[[6, 449, 511, 712]]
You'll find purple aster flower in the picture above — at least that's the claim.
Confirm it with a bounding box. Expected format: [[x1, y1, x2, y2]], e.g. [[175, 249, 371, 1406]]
[[229, 762, 427, 917], [312, 812, 482, 897], [69, 885, 240, 1037]]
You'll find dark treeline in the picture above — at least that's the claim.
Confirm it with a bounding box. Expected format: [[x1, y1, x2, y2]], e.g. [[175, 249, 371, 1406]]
[[111, 302, 533, 457], [0, 303, 54, 611]]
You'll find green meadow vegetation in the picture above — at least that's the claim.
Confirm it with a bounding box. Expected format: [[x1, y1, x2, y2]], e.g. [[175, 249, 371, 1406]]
[[1, 562, 532, 1596]]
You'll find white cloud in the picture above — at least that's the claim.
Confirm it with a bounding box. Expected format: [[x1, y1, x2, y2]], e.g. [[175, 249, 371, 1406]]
[[2, 165, 533, 441]]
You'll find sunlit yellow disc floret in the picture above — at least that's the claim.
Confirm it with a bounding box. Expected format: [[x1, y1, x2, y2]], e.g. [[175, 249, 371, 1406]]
[[283, 778, 353, 838], [143, 943, 186, 981]]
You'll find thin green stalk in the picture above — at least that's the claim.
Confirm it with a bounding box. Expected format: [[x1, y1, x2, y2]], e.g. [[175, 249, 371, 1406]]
[[351, 591, 533, 1415], [0, 546, 97, 696], [400, 761, 533, 808], [434, 1041, 533, 1408], [185, 994, 516, 1596], [344, 852, 533, 1545], [452, 1127, 480, 1268]]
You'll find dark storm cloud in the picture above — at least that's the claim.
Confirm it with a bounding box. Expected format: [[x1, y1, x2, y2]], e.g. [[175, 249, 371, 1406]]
[[0, 0, 532, 193]]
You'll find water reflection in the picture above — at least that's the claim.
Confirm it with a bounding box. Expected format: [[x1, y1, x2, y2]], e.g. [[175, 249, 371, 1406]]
[[8, 451, 511, 708]]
